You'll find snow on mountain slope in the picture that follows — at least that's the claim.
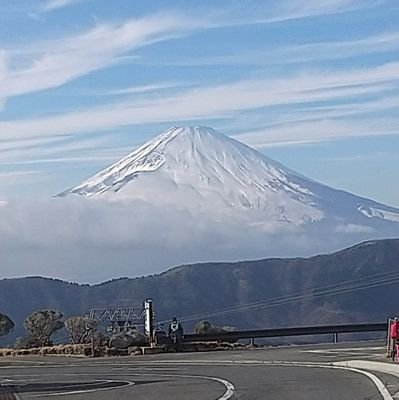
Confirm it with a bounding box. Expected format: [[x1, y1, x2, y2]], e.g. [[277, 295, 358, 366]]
[[60, 126, 399, 228]]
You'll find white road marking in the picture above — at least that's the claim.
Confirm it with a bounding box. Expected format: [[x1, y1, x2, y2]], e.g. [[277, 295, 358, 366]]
[[331, 366, 393, 400], [3, 370, 234, 400], [191, 375, 235, 400], [1, 351, 391, 399], [128, 359, 392, 400], [304, 346, 385, 353], [27, 380, 135, 397], [133, 373, 235, 400]]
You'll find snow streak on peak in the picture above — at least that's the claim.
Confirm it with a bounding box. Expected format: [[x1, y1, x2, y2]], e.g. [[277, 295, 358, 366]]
[[60, 126, 399, 228]]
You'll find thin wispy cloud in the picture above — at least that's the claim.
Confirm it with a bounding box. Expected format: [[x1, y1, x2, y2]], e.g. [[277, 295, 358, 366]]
[[234, 118, 399, 148], [161, 31, 399, 67], [104, 82, 184, 96], [0, 170, 47, 188], [207, 0, 385, 27], [41, 0, 89, 12], [0, 134, 117, 165], [0, 0, 385, 107], [260, 93, 399, 129], [0, 13, 195, 106], [1, 61, 398, 142], [321, 153, 391, 162]]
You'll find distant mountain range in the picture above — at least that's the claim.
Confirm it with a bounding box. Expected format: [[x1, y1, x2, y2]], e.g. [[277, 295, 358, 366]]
[[1, 238, 398, 344]]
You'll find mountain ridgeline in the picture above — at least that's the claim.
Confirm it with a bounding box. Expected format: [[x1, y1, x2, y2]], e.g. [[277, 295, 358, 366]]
[[1, 239, 398, 342]]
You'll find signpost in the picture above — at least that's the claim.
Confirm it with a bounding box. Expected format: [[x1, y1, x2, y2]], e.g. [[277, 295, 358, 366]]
[[144, 299, 154, 346]]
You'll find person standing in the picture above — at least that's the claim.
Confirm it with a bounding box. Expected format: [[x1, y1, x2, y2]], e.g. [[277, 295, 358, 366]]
[[390, 317, 399, 362], [168, 317, 184, 352]]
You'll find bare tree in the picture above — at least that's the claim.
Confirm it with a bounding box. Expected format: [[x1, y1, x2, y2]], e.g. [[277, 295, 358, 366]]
[[65, 316, 97, 344], [23, 310, 64, 347]]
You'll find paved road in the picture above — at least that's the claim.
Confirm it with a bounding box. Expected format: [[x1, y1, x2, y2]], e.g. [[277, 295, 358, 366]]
[[0, 341, 395, 399]]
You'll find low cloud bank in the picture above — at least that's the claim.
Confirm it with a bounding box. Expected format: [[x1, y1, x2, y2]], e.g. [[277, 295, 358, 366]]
[[0, 198, 395, 283]]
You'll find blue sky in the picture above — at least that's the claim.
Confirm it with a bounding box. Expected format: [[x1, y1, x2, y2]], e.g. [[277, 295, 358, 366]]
[[1, 0, 399, 207]]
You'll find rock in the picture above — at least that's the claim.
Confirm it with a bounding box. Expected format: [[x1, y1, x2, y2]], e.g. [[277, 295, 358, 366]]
[[116, 348, 128, 356], [128, 346, 140, 356], [109, 332, 146, 349], [105, 347, 118, 356], [141, 346, 165, 355]]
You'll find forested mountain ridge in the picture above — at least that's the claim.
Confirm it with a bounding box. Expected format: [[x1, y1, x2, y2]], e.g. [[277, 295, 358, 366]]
[[1, 238, 398, 342]]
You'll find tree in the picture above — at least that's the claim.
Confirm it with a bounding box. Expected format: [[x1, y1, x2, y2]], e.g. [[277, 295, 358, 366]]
[[23, 310, 64, 347], [194, 320, 212, 334], [0, 312, 14, 337], [65, 316, 97, 344]]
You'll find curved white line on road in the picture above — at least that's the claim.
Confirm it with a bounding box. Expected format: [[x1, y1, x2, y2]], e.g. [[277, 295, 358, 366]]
[[201, 376, 235, 400], [256, 361, 393, 400], [135, 373, 235, 400], [254, 361, 393, 400], [331, 366, 393, 400], [130, 359, 390, 399], [29, 380, 135, 397]]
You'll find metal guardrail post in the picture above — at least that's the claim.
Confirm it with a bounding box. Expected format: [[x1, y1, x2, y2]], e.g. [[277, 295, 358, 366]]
[[387, 318, 393, 357], [333, 332, 338, 343]]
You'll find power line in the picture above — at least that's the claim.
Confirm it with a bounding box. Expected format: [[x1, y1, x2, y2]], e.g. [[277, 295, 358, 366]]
[[163, 268, 399, 323], [162, 269, 396, 322]]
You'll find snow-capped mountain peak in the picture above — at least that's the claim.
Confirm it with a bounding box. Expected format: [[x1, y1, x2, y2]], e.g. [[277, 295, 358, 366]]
[[60, 126, 399, 228]]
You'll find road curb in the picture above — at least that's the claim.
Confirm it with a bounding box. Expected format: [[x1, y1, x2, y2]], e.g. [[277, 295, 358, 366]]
[[334, 360, 399, 376]]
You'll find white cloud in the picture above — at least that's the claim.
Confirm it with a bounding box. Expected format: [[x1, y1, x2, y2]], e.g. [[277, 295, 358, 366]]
[[0, 50, 7, 111], [0, 170, 47, 188], [166, 31, 399, 67], [0, 0, 386, 107], [0, 13, 195, 105], [234, 118, 399, 148], [0, 170, 41, 179], [105, 82, 186, 96], [0, 197, 392, 283], [335, 224, 375, 234], [41, 0, 89, 12], [0, 134, 122, 167], [208, 0, 384, 27], [1, 61, 399, 142]]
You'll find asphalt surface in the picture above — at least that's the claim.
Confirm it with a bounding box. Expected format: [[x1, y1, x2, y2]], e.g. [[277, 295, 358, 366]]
[[0, 341, 395, 399]]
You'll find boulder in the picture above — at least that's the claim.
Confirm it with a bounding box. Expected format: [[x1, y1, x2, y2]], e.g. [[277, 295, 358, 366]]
[[109, 332, 146, 349]]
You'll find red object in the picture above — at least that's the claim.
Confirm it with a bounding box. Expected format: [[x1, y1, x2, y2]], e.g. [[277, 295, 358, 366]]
[[391, 321, 399, 339]]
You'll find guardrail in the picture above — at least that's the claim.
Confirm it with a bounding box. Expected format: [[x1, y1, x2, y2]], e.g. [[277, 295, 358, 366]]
[[183, 322, 387, 344]]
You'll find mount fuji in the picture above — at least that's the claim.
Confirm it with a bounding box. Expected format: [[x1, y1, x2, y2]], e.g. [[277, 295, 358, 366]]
[[60, 126, 399, 234]]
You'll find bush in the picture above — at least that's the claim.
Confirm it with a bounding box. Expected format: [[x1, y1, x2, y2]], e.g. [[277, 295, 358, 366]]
[[14, 335, 41, 349], [0, 312, 14, 337], [194, 320, 212, 334]]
